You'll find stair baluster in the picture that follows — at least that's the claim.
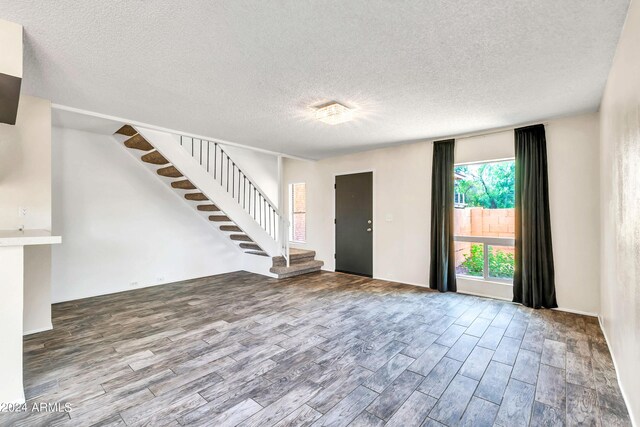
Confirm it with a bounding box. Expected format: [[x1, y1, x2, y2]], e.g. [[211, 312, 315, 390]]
[[177, 135, 290, 266]]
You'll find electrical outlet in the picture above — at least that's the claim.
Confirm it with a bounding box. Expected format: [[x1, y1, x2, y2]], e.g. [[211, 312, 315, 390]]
[[18, 207, 27, 217], [130, 281, 139, 287]]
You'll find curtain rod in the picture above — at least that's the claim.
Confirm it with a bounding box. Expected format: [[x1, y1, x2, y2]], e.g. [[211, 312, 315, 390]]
[[433, 120, 550, 142]]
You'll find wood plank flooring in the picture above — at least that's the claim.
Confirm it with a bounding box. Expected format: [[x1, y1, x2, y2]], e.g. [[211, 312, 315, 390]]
[[0, 271, 632, 426]]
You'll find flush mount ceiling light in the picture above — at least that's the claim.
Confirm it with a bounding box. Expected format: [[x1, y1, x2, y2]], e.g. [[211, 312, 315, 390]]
[[314, 102, 353, 125]]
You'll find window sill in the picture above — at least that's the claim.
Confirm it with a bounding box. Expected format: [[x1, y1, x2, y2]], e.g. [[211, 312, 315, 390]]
[[456, 275, 513, 287], [456, 276, 514, 301]]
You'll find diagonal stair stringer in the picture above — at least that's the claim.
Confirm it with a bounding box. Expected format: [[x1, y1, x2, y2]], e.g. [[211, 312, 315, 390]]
[[134, 126, 280, 257]]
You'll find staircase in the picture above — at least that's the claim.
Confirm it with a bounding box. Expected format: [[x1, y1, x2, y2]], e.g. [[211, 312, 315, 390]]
[[113, 124, 323, 278]]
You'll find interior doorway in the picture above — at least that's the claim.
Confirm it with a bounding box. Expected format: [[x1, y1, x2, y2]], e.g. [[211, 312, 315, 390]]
[[335, 172, 373, 277]]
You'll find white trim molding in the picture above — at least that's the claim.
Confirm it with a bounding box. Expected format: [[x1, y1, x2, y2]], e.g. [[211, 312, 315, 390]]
[[52, 104, 310, 161], [598, 315, 637, 426], [551, 307, 598, 318], [23, 323, 53, 336], [365, 274, 600, 318]]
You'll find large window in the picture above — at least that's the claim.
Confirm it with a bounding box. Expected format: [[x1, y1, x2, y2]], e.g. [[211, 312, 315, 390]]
[[454, 160, 515, 282], [290, 183, 306, 242]]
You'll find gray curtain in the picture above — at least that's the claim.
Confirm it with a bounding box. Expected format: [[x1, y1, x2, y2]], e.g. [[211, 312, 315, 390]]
[[429, 139, 457, 292], [513, 124, 558, 308]]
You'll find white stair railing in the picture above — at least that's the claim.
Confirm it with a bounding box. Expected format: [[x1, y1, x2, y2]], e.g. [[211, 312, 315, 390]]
[[178, 136, 290, 266]]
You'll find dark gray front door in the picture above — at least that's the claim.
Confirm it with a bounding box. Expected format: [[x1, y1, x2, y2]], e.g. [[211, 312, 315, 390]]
[[335, 172, 373, 277]]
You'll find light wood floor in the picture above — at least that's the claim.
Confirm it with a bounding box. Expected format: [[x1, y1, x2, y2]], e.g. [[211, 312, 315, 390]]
[[1, 271, 631, 426]]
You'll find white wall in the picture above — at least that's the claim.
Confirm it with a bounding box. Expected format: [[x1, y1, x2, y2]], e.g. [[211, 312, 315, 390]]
[[283, 112, 601, 315], [0, 95, 54, 334], [0, 18, 22, 78], [0, 96, 51, 230], [284, 141, 433, 287], [546, 114, 601, 316], [455, 130, 514, 165], [23, 245, 52, 333], [599, 0, 640, 423], [51, 127, 243, 302]]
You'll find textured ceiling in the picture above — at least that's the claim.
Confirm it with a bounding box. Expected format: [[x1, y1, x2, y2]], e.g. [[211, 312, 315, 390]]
[[2, 0, 630, 159]]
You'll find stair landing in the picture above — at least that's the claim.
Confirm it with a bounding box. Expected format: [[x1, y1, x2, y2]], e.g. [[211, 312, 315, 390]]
[[266, 248, 324, 279]]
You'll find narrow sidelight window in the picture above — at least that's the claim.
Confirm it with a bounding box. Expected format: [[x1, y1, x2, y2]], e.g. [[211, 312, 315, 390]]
[[290, 183, 306, 242]]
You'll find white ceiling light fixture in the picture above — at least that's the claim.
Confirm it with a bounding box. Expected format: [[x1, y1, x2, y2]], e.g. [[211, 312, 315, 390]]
[[314, 102, 354, 125]]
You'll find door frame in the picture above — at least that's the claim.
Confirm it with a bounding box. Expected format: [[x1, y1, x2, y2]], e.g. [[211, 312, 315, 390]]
[[333, 169, 375, 277]]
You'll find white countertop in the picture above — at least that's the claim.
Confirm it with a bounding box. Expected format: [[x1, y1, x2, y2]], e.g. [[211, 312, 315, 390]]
[[0, 230, 62, 247]]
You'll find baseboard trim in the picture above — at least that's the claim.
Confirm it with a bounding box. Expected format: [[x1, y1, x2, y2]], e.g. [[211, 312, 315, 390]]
[[240, 269, 277, 279], [368, 275, 600, 317], [52, 271, 240, 304], [372, 276, 432, 290], [374, 277, 515, 303], [598, 315, 637, 427], [552, 307, 598, 317], [23, 323, 53, 336]]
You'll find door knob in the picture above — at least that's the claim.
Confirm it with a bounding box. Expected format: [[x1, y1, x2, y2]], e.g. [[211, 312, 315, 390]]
[[367, 228, 372, 232]]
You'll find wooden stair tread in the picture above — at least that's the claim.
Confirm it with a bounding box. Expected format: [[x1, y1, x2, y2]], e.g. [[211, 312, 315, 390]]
[[269, 260, 324, 278], [289, 248, 315, 257], [245, 250, 269, 257], [239, 242, 261, 250], [115, 125, 137, 136], [171, 179, 196, 190], [157, 166, 183, 178], [141, 151, 169, 165], [197, 204, 220, 212], [270, 259, 324, 273], [272, 249, 317, 267], [127, 135, 302, 270], [130, 140, 316, 275], [124, 134, 154, 151], [185, 193, 208, 201]]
